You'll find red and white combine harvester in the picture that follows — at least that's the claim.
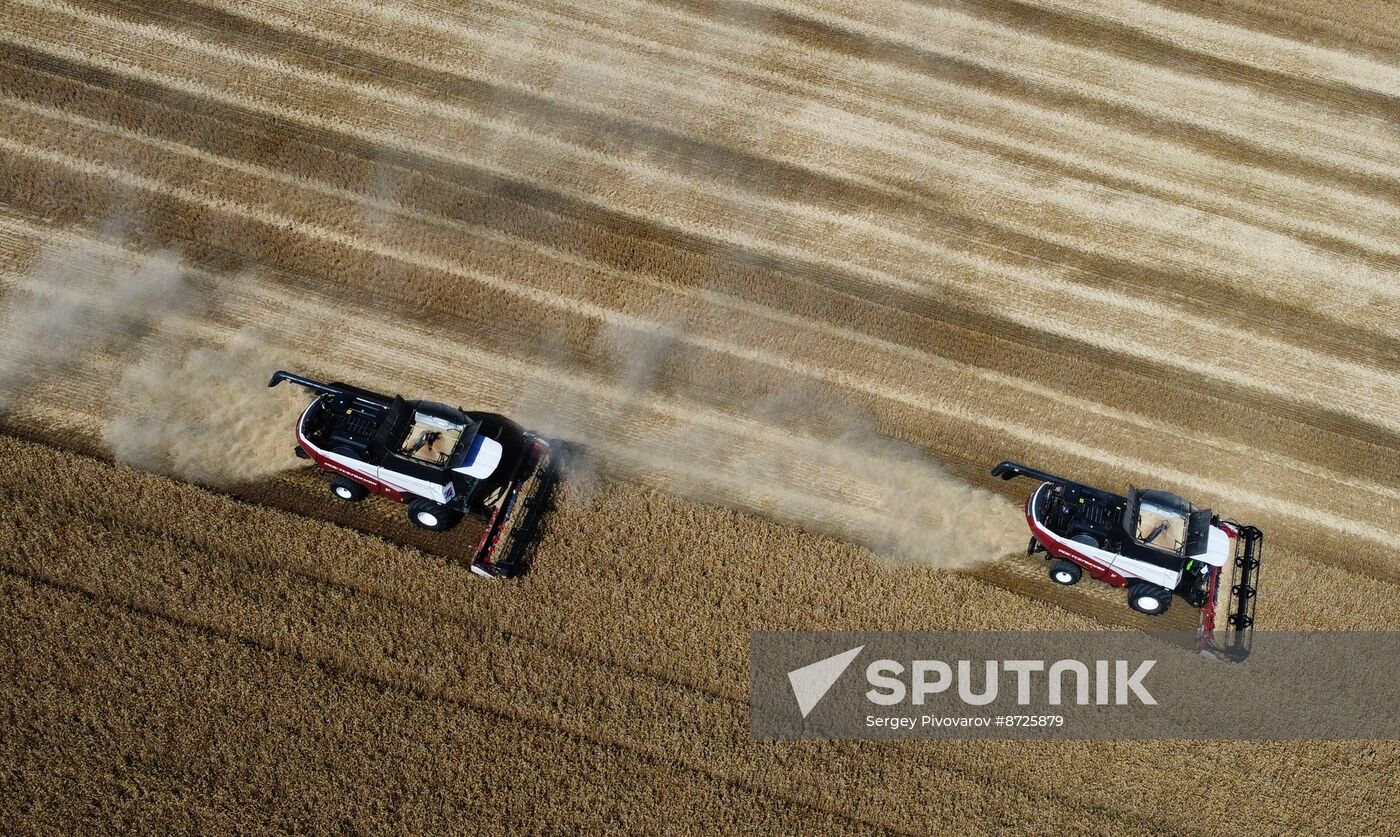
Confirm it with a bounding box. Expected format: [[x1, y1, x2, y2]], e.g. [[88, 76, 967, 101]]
[[269, 371, 562, 579], [992, 461, 1263, 660]]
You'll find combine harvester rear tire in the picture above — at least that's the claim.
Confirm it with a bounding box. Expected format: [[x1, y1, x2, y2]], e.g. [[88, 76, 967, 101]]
[[1048, 559, 1081, 586], [330, 476, 366, 502]]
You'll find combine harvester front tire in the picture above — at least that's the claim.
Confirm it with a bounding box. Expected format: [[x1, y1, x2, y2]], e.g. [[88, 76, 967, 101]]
[[408, 498, 458, 532], [1127, 581, 1173, 616]]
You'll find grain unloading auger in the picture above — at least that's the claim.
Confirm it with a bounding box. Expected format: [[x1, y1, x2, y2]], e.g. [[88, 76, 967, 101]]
[[992, 461, 1263, 660], [270, 371, 565, 578]]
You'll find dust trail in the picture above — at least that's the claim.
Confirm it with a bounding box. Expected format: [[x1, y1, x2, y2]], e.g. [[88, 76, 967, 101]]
[[518, 323, 1024, 568], [0, 242, 198, 410], [0, 239, 305, 487], [104, 329, 306, 488], [473, 9, 1026, 568]]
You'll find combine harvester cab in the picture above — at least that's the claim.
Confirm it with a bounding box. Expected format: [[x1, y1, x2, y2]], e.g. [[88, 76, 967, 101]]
[[991, 460, 1262, 660], [269, 371, 564, 579]]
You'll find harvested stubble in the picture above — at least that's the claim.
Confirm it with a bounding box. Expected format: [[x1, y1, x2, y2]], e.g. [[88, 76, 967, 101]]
[[1, 0, 1399, 832]]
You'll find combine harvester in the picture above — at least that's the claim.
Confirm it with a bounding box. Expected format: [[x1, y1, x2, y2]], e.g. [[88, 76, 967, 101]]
[[269, 371, 563, 578], [992, 461, 1262, 660]]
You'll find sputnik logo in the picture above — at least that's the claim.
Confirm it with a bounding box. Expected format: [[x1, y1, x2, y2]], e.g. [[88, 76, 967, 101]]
[[787, 645, 864, 718]]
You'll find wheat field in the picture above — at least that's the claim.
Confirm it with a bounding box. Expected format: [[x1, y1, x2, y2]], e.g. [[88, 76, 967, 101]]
[[1, 0, 1398, 833]]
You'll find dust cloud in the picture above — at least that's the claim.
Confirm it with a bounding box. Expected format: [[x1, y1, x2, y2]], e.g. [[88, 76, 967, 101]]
[[518, 323, 1025, 569], [0, 244, 198, 410], [0, 240, 305, 487], [469, 13, 1023, 568], [104, 330, 306, 488]]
